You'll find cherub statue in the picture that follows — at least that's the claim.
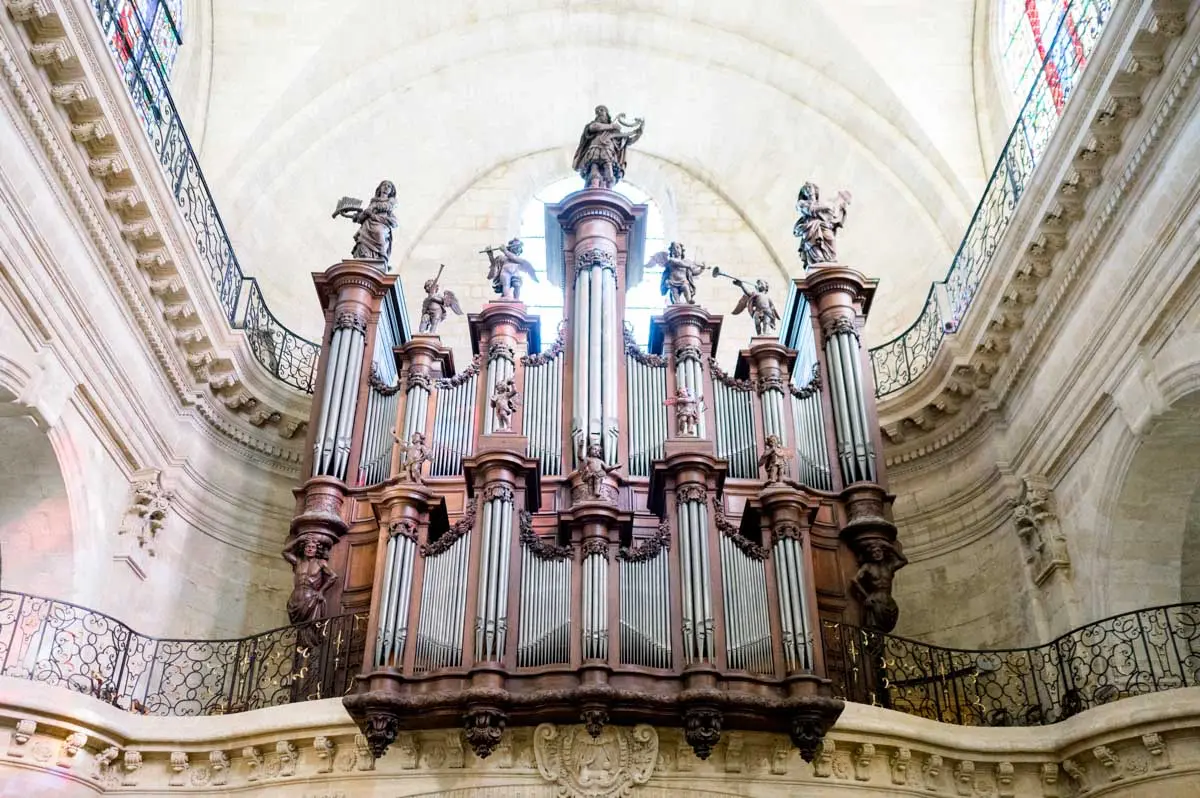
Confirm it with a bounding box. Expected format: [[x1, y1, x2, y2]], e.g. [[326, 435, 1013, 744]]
[[576, 437, 621, 500], [733, 278, 780, 335], [283, 534, 339, 648], [572, 105, 645, 188], [758, 434, 789, 484], [490, 376, 519, 432], [669, 386, 703, 436], [793, 181, 851, 269], [392, 429, 431, 484], [332, 179, 398, 265], [850, 539, 909, 633], [483, 238, 539, 300], [418, 264, 463, 334], [649, 242, 707, 304]]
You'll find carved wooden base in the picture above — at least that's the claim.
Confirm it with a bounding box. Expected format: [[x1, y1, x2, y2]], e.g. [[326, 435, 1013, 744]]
[[344, 675, 843, 762]]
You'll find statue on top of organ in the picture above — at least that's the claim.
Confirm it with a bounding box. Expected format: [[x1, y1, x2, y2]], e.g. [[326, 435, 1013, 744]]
[[292, 106, 903, 768]]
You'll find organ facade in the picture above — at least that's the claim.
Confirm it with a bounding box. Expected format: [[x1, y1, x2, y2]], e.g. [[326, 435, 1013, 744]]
[[283, 123, 901, 763]]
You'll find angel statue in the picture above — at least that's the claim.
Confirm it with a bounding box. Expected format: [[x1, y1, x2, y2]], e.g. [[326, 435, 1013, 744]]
[[418, 265, 463, 334], [392, 429, 431, 484], [713, 268, 780, 336], [576, 436, 621, 501], [649, 242, 707, 305], [572, 105, 645, 189], [332, 179, 398, 265], [490, 376, 520, 432], [484, 238, 539, 300], [793, 181, 852, 269], [758, 434, 789, 484]]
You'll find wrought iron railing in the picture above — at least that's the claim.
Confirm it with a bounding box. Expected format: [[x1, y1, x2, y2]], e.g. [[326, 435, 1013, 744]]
[[868, 0, 1116, 397], [90, 0, 321, 393], [823, 602, 1200, 726], [0, 591, 365, 715]]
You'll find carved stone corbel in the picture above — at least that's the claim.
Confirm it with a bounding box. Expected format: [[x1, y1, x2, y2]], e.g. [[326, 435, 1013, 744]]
[[813, 739, 836, 777], [168, 751, 189, 786], [57, 732, 87, 769], [276, 740, 297, 776], [121, 750, 142, 786], [923, 754, 943, 792], [997, 761, 1015, 797], [354, 733, 375, 771], [954, 760, 975, 795], [682, 705, 723, 760], [853, 743, 874, 781], [890, 747, 911, 785], [464, 706, 507, 759], [242, 747, 262, 781], [394, 732, 419, 769], [209, 751, 229, 785], [314, 736, 335, 773], [7, 719, 35, 757], [1142, 732, 1170, 770], [364, 712, 399, 760]]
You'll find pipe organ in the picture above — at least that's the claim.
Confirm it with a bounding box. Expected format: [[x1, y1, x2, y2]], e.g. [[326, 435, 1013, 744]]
[[286, 173, 904, 766]]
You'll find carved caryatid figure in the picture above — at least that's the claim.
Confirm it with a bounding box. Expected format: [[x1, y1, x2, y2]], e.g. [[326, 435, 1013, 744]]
[[393, 430, 431, 484], [572, 105, 645, 189], [490, 377, 520, 432], [793, 181, 851, 269], [332, 180, 398, 264], [649, 242, 707, 305], [418, 264, 463, 334], [283, 535, 338, 648], [758, 434, 788, 484], [577, 438, 621, 500], [484, 239, 539, 300], [670, 386, 702, 437], [850, 539, 908, 633], [714, 267, 781, 336]]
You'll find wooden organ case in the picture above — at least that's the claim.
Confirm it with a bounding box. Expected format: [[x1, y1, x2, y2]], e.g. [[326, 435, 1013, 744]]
[[285, 186, 902, 763]]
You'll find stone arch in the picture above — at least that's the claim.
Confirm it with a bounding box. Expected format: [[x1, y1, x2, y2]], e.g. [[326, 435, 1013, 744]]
[[1104, 392, 1200, 614], [0, 386, 75, 598]]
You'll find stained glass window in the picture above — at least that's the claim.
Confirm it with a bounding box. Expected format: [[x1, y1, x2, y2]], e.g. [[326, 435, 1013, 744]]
[[105, 0, 183, 82], [1000, 0, 1095, 110], [518, 179, 666, 346]]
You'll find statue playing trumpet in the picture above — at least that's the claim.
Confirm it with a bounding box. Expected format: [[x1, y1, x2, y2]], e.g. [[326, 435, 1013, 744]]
[[418, 264, 463, 334], [713, 267, 780, 336]]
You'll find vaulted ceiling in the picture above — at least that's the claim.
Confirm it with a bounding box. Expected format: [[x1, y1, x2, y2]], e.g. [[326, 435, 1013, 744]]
[[175, 0, 1003, 344]]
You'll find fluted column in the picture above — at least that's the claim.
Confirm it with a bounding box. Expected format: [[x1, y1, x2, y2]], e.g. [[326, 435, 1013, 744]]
[[758, 488, 820, 675], [676, 481, 715, 664], [745, 340, 796, 476], [470, 303, 532, 437], [396, 337, 449, 445], [475, 481, 515, 662], [661, 304, 720, 442]]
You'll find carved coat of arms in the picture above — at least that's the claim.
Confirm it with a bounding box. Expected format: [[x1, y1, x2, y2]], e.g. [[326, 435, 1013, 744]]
[[533, 723, 658, 797]]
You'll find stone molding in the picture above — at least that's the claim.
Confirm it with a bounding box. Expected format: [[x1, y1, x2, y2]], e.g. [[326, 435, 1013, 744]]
[[4, 680, 1200, 795], [877, 0, 1192, 468], [2, 0, 310, 471]]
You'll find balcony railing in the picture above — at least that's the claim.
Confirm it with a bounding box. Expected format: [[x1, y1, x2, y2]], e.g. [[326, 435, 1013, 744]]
[[89, 0, 321, 393], [0, 591, 365, 715], [822, 602, 1200, 726], [5, 587, 1200, 726], [867, 0, 1116, 397]]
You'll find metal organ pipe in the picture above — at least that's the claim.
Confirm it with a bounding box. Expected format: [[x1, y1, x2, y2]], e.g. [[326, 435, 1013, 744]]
[[330, 327, 366, 480]]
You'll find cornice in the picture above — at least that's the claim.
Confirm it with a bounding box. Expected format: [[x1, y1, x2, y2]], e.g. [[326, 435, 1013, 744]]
[[2, 0, 308, 472], [876, 0, 1190, 468], [4, 680, 1200, 795]]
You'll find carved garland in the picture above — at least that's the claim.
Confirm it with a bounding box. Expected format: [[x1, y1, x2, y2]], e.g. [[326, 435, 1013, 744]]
[[623, 326, 666, 367], [713, 501, 769, 560], [520, 328, 566, 367], [519, 511, 573, 561], [789, 363, 822, 399], [434, 355, 482, 390], [420, 501, 477, 557], [708, 357, 755, 392], [368, 364, 402, 396], [618, 518, 671, 562]]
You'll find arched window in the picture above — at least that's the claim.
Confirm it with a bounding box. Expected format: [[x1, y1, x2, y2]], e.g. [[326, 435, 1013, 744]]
[[518, 178, 666, 346], [998, 0, 1097, 110], [109, 0, 185, 80]]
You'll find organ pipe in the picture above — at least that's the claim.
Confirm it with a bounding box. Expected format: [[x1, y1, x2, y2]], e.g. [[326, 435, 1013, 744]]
[[824, 324, 876, 484]]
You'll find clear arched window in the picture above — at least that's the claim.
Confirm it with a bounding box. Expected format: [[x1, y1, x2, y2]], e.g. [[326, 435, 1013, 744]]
[[518, 179, 666, 346], [999, 0, 1094, 110]]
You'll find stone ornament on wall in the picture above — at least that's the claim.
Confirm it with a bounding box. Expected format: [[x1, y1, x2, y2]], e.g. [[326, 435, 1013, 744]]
[[1012, 476, 1071, 585], [534, 722, 658, 797], [117, 467, 174, 561]]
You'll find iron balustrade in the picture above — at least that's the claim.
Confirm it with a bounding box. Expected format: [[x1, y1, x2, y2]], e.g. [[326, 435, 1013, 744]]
[[822, 602, 1200, 726], [0, 591, 365, 716], [866, 0, 1116, 397], [89, 0, 321, 394]]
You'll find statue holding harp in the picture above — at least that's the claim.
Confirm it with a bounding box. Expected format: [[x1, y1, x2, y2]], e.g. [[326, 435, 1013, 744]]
[[572, 105, 645, 189], [332, 180, 398, 265]]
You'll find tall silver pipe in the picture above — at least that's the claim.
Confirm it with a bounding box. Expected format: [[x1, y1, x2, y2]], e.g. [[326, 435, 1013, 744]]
[[574, 273, 590, 458], [825, 337, 855, 481], [602, 270, 616, 462], [677, 505, 695, 663], [835, 334, 866, 481], [311, 328, 344, 475], [588, 266, 603, 447], [695, 502, 714, 660], [375, 534, 397, 665], [497, 503, 512, 657], [317, 328, 352, 475]]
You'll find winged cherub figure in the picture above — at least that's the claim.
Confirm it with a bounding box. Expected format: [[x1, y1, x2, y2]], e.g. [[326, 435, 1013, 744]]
[[649, 242, 707, 305], [418, 265, 463, 334], [576, 437, 621, 501], [484, 238, 539, 300], [732, 279, 780, 336]]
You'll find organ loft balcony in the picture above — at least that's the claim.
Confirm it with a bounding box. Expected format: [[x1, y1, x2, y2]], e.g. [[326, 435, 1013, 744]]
[[283, 110, 903, 764]]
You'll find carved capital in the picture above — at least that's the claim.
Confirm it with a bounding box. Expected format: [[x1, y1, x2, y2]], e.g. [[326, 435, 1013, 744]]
[[675, 483, 708, 505], [582, 537, 610, 558], [334, 310, 368, 334], [574, 247, 616, 275], [482, 483, 514, 503], [389, 518, 418, 542], [675, 344, 703, 365], [682, 705, 723, 760], [463, 706, 508, 759], [821, 313, 860, 344], [404, 369, 432, 393], [487, 340, 515, 362]]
